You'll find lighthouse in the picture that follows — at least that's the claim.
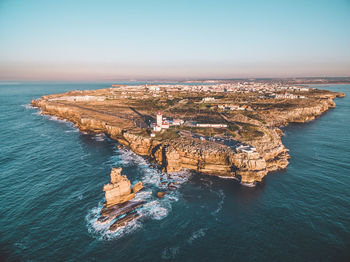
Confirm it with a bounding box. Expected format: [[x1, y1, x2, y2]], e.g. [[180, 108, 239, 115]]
[[156, 112, 163, 126]]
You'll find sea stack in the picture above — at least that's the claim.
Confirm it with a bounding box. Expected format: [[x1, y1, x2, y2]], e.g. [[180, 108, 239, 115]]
[[103, 168, 143, 207]]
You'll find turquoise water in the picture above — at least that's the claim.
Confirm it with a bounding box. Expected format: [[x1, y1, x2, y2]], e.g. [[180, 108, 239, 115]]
[[0, 83, 349, 262]]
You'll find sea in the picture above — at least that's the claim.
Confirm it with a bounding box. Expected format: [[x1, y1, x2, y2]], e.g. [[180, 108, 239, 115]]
[[0, 82, 349, 262]]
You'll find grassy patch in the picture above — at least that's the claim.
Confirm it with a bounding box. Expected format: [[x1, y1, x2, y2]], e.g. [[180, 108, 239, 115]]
[[240, 125, 264, 140], [156, 129, 180, 140]]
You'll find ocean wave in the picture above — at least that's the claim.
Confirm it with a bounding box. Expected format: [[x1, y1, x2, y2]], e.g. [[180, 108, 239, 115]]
[[138, 200, 170, 220], [64, 129, 79, 133], [21, 103, 35, 110], [119, 148, 150, 168], [86, 148, 190, 239], [85, 202, 142, 241], [187, 228, 207, 244], [218, 175, 239, 181], [240, 182, 256, 187], [211, 189, 225, 217], [38, 112, 79, 132], [161, 246, 180, 260], [93, 133, 106, 142]]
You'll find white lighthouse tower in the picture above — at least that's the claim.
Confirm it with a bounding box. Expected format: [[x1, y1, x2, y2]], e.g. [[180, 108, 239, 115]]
[[156, 112, 163, 126]]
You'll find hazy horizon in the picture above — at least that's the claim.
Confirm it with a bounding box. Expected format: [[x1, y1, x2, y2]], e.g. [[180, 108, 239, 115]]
[[1, 0, 350, 81]]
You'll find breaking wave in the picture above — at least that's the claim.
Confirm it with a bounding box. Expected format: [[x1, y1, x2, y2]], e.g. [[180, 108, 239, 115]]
[[93, 133, 106, 141], [39, 112, 78, 130], [85, 202, 142, 241], [21, 103, 35, 110], [218, 175, 239, 181], [240, 182, 256, 187], [211, 189, 225, 217], [86, 148, 191, 240]]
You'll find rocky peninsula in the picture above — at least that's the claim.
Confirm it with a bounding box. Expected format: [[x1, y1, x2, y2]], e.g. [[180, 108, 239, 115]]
[[31, 82, 345, 186]]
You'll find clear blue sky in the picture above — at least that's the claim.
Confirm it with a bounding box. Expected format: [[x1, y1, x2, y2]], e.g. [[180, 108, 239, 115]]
[[0, 0, 349, 80]]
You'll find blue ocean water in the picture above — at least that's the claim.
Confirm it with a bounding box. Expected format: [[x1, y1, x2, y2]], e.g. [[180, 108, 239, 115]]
[[0, 83, 349, 262]]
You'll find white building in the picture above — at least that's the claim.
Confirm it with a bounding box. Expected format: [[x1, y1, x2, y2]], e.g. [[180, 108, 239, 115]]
[[202, 97, 215, 103], [236, 145, 257, 154], [153, 112, 170, 132], [157, 112, 163, 126], [196, 123, 227, 128]]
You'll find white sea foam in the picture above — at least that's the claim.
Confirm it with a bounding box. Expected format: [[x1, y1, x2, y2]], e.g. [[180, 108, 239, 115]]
[[240, 182, 256, 187], [218, 175, 239, 181], [64, 129, 79, 133], [211, 189, 225, 217], [93, 133, 106, 141], [85, 202, 142, 241], [87, 147, 190, 239], [138, 200, 170, 220], [40, 113, 77, 129], [187, 228, 207, 244], [21, 104, 35, 110]]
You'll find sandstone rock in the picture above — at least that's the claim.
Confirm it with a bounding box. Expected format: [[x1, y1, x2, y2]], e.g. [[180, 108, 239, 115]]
[[168, 183, 177, 190], [109, 212, 141, 232], [103, 168, 141, 207], [132, 181, 144, 193], [157, 192, 167, 198], [99, 200, 145, 223]]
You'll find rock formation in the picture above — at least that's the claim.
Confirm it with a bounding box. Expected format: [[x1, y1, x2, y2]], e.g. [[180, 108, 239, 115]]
[[157, 192, 167, 198], [103, 168, 143, 207]]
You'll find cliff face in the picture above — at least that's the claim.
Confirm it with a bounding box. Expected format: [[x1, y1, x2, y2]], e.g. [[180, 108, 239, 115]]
[[262, 98, 336, 126], [31, 93, 341, 185]]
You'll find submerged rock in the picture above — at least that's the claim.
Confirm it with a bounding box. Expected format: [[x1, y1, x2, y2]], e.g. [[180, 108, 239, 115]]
[[99, 200, 145, 223], [109, 212, 142, 232]]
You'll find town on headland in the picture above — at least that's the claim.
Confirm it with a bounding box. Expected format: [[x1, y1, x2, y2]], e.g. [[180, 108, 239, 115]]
[[31, 80, 345, 186]]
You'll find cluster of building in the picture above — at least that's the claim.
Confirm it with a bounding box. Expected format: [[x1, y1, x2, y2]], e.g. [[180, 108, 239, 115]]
[[236, 144, 257, 154], [152, 112, 184, 132], [269, 93, 306, 99], [196, 123, 228, 128], [218, 104, 246, 111], [110, 83, 311, 98], [48, 95, 105, 102]]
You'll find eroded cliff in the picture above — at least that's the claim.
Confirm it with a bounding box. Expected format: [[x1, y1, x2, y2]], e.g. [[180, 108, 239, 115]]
[[31, 88, 344, 185]]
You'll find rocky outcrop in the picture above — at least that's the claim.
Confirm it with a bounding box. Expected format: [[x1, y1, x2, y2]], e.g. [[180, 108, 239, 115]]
[[98, 168, 145, 229], [109, 212, 141, 232], [157, 192, 167, 198], [132, 181, 144, 193], [149, 138, 268, 184], [103, 168, 143, 207]]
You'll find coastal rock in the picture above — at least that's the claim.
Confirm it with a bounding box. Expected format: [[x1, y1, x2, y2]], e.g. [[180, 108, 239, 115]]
[[99, 200, 145, 223], [103, 168, 141, 207], [109, 212, 141, 232], [132, 181, 144, 193], [157, 192, 167, 198]]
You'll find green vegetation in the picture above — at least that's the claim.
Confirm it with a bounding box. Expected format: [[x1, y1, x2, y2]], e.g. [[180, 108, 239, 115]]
[[155, 129, 180, 140], [240, 125, 264, 140]]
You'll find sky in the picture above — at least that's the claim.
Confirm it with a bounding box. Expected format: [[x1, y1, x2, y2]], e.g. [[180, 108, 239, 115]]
[[0, 0, 350, 81]]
